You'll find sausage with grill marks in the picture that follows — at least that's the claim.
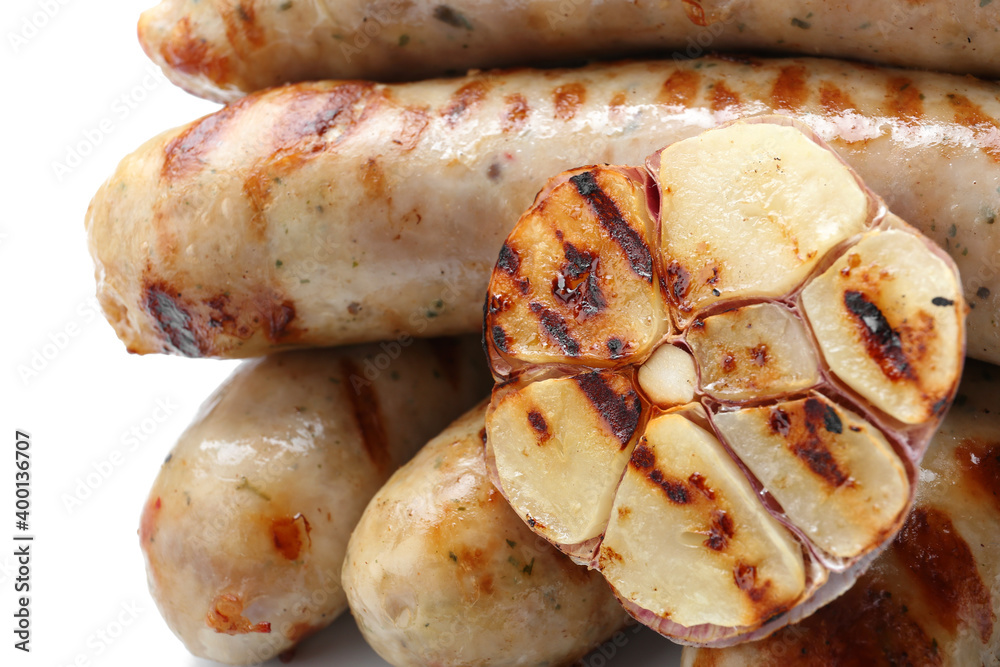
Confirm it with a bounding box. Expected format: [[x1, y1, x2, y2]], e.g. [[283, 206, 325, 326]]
[[137, 0, 1000, 103], [86, 56, 1000, 362], [138, 336, 492, 664]]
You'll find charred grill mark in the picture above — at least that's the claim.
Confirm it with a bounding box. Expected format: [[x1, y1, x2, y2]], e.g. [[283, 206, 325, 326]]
[[491, 325, 509, 353], [705, 510, 735, 551], [710, 82, 741, 112], [886, 77, 924, 121], [819, 81, 858, 114], [894, 507, 994, 642], [529, 302, 579, 356], [553, 83, 586, 121], [793, 398, 850, 487], [601, 546, 625, 565], [607, 337, 625, 359], [552, 243, 606, 319], [948, 93, 1000, 163], [574, 371, 641, 447], [820, 402, 843, 434], [162, 98, 247, 181], [931, 296, 954, 306], [144, 284, 204, 357], [658, 69, 701, 107], [956, 438, 1000, 515], [220, 1, 265, 52], [688, 473, 716, 500], [145, 276, 297, 356], [569, 171, 653, 281], [630, 440, 654, 469], [751, 573, 942, 665], [844, 290, 916, 382], [733, 562, 769, 603], [649, 468, 691, 504], [770, 65, 808, 111], [527, 410, 551, 443], [207, 594, 271, 635], [769, 408, 791, 436], [441, 81, 489, 125], [497, 242, 520, 275], [271, 83, 375, 154], [340, 359, 392, 473], [501, 93, 530, 133], [392, 106, 430, 150], [271, 514, 311, 561], [666, 261, 691, 306], [157, 16, 233, 84], [433, 4, 472, 29]]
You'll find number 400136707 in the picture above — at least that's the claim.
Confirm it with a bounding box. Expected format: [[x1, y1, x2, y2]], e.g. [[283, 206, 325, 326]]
[[15, 431, 30, 532]]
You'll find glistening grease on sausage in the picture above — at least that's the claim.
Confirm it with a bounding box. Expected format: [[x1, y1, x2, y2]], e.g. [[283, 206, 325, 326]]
[[138, 336, 491, 665], [86, 57, 1000, 362], [137, 0, 1000, 102]]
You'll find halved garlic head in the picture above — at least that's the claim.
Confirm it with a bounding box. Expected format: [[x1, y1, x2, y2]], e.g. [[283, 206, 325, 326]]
[[483, 119, 965, 646]]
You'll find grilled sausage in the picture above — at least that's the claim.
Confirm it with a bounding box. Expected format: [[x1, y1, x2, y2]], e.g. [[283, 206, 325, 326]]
[[137, 0, 1000, 103], [682, 358, 1000, 665], [342, 401, 631, 667], [86, 57, 1000, 362], [138, 336, 492, 664]]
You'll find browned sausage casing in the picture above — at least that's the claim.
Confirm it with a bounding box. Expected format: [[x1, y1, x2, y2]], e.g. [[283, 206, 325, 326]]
[[682, 359, 1000, 666], [86, 57, 1000, 362], [137, 0, 1000, 103]]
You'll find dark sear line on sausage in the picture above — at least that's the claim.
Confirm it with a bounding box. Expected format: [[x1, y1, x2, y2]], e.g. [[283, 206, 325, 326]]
[[893, 507, 994, 642], [340, 359, 392, 473]]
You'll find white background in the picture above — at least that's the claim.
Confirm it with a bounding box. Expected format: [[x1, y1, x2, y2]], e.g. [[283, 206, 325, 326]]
[[0, 1, 681, 665]]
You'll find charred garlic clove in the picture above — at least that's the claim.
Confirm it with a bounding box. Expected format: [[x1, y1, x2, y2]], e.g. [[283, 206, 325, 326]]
[[713, 396, 908, 560], [486, 370, 642, 550], [483, 118, 965, 646], [486, 166, 667, 370], [801, 228, 963, 424], [600, 411, 808, 629], [686, 303, 820, 402]]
